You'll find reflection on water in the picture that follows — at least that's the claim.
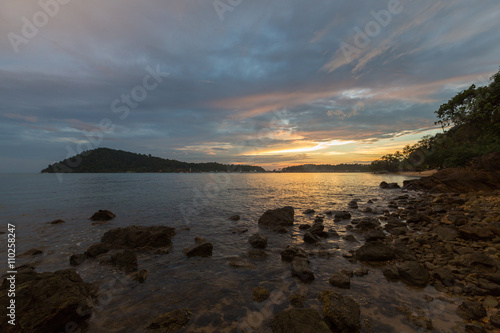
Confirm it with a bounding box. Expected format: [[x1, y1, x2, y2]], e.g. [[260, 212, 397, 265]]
[[0, 173, 463, 332]]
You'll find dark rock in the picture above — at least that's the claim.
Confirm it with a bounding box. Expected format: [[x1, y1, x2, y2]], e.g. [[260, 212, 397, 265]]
[[380, 181, 400, 189], [19, 248, 43, 257], [397, 261, 429, 287], [314, 216, 324, 223], [101, 225, 176, 249], [456, 301, 487, 320], [432, 267, 454, 287], [364, 229, 386, 242], [291, 256, 314, 282], [249, 233, 268, 249], [459, 226, 495, 240], [491, 314, 500, 329], [303, 209, 315, 214], [270, 308, 330, 333], [107, 250, 138, 273], [353, 267, 369, 277], [342, 234, 358, 242], [85, 242, 110, 258], [309, 223, 324, 235], [329, 273, 351, 289], [328, 229, 340, 238], [281, 245, 307, 261], [146, 309, 191, 331], [69, 254, 86, 266], [185, 242, 213, 258], [356, 242, 395, 261], [465, 324, 487, 333], [248, 249, 268, 259], [229, 215, 240, 221], [290, 294, 306, 307], [461, 252, 497, 268], [318, 290, 361, 333], [353, 217, 380, 231], [252, 286, 270, 302], [231, 227, 248, 234], [348, 200, 358, 209], [0, 269, 97, 332], [131, 269, 148, 283], [367, 199, 374, 204], [89, 209, 116, 221], [273, 226, 289, 233], [299, 224, 311, 230], [258, 206, 294, 227], [434, 225, 459, 241], [229, 258, 256, 269], [304, 231, 320, 244], [50, 219, 65, 224], [383, 266, 400, 281], [334, 211, 351, 221]]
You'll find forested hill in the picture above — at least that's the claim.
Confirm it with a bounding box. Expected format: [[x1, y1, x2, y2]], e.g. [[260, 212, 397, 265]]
[[281, 164, 370, 172], [41, 148, 265, 173]]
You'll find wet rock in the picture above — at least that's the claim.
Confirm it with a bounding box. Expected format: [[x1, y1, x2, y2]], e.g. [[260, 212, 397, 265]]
[[229, 215, 240, 221], [231, 227, 248, 234], [329, 273, 351, 289], [434, 226, 459, 241], [248, 249, 268, 259], [397, 261, 429, 287], [459, 226, 495, 240], [397, 306, 433, 330], [107, 250, 138, 273], [461, 252, 497, 268], [49, 219, 65, 224], [19, 248, 43, 257], [456, 301, 487, 320], [354, 268, 369, 277], [465, 324, 487, 333], [185, 242, 213, 258], [270, 308, 330, 333], [491, 314, 500, 328], [290, 294, 306, 307], [304, 231, 320, 244], [101, 225, 176, 249], [353, 217, 380, 231], [146, 309, 191, 332], [69, 254, 86, 266], [131, 269, 148, 283], [303, 209, 315, 214], [309, 223, 325, 235], [318, 290, 361, 333], [258, 206, 294, 227], [380, 181, 400, 189], [273, 226, 289, 233], [249, 233, 268, 249], [342, 234, 358, 242], [229, 258, 256, 269], [483, 295, 498, 308], [348, 200, 358, 209], [356, 242, 395, 262], [252, 286, 270, 302], [85, 242, 110, 258], [281, 245, 307, 261], [291, 256, 314, 282], [0, 269, 97, 332], [314, 216, 324, 223], [299, 224, 311, 230], [383, 267, 400, 281], [89, 209, 116, 221], [334, 211, 351, 221], [328, 229, 340, 238], [364, 229, 386, 242], [432, 267, 454, 287]]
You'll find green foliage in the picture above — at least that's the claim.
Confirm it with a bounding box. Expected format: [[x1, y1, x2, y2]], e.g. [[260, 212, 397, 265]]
[[41, 148, 265, 173], [281, 163, 370, 172], [372, 68, 500, 172]]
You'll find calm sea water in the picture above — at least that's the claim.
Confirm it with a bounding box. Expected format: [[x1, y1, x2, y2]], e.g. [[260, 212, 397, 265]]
[[0, 173, 462, 332]]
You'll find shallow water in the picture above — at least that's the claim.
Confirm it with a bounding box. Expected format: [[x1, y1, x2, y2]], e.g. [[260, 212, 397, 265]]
[[0, 173, 465, 332]]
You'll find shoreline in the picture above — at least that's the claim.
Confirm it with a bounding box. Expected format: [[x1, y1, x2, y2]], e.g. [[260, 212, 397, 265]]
[[395, 169, 438, 177]]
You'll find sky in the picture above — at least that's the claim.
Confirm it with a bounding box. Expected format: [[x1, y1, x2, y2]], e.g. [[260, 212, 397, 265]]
[[1, 0, 499, 172]]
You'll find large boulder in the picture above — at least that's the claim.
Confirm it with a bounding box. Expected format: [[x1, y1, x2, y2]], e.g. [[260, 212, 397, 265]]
[[89, 209, 116, 221], [318, 290, 361, 333], [355, 242, 395, 261], [270, 308, 330, 333], [0, 269, 97, 332], [396, 261, 429, 287], [258, 206, 294, 226], [291, 256, 315, 282], [101, 225, 176, 249]]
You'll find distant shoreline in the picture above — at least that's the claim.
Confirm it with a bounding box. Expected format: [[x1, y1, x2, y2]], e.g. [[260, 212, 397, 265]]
[[394, 169, 438, 177]]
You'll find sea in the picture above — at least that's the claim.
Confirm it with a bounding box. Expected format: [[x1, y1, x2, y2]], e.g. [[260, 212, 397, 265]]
[[0, 173, 463, 332]]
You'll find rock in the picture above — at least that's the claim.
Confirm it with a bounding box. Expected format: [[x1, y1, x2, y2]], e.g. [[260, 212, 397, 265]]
[[328, 229, 340, 238], [249, 233, 268, 249], [348, 200, 358, 209], [89, 209, 116, 221], [483, 295, 498, 308], [334, 211, 351, 221], [329, 273, 351, 289], [434, 226, 459, 241], [314, 216, 324, 223], [364, 229, 386, 242], [185, 242, 213, 258], [353, 217, 380, 231], [252, 286, 270, 302], [397, 261, 429, 287], [465, 324, 487, 333], [273, 226, 289, 233], [304, 231, 320, 244], [491, 314, 500, 328], [291, 256, 314, 282], [270, 308, 330, 333], [354, 268, 369, 277], [19, 248, 43, 257], [318, 290, 361, 333], [229, 258, 256, 269], [107, 250, 138, 273], [69, 254, 86, 266], [303, 209, 315, 214], [229, 215, 240, 221], [356, 242, 395, 261], [0, 269, 97, 332], [380, 181, 400, 189], [459, 226, 495, 240], [383, 266, 400, 281], [248, 249, 268, 259], [101, 225, 176, 249], [461, 252, 497, 268], [131, 269, 148, 283], [146, 309, 191, 331], [85, 242, 110, 258], [232, 227, 248, 234], [290, 294, 306, 307], [342, 234, 358, 242], [432, 267, 454, 287], [258, 206, 294, 226], [309, 223, 325, 235], [49, 219, 65, 224], [299, 224, 311, 230], [456, 301, 487, 320], [281, 245, 307, 261]]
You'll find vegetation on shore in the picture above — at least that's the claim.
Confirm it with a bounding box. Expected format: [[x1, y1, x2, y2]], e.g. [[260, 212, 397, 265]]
[[41, 148, 265, 173], [280, 164, 370, 172], [370, 68, 500, 172]]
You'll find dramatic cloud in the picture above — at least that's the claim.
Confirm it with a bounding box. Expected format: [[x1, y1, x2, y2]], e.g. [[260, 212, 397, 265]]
[[1, 0, 499, 172]]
